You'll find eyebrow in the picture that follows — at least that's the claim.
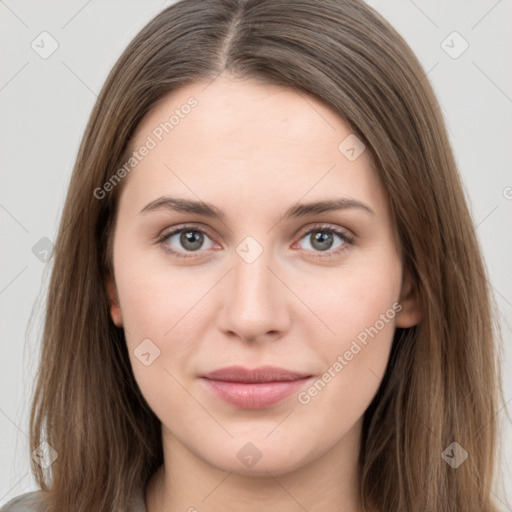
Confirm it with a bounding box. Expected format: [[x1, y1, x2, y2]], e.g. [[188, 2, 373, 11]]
[[140, 196, 375, 220]]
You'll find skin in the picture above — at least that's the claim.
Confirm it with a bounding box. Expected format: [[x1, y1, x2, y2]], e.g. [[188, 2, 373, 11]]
[[106, 73, 421, 512]]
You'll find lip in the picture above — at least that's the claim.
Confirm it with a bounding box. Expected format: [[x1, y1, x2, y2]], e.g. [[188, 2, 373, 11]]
[[200, 365, 312, 409]]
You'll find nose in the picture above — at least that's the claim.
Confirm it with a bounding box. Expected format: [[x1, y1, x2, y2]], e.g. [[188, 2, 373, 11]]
[[217, 243, 291, 343]]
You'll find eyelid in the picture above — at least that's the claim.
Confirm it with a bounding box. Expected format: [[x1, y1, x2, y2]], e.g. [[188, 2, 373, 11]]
[[295, 222, 354, 242], [157, 222, 217, 242], [157, 222, 354, 259]]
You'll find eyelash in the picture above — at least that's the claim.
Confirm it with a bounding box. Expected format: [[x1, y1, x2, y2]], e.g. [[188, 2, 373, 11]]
[[156, 223, 354, 260]]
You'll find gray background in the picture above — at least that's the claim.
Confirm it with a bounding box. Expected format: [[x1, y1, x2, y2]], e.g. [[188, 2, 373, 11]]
[[1, 0, 511, 508]]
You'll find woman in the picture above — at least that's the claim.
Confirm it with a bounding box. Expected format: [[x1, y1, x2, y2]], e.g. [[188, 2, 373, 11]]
[[1, 0, 504, 511]]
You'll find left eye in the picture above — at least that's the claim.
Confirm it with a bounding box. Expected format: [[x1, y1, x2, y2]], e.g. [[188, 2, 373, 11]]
[[296, 227, 351, 253], [160, 227, 216, 256]]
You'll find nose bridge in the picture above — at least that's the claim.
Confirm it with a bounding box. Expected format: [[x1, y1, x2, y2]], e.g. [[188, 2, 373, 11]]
[[219, 235, 289, 340], [231, 236, 277, 311]]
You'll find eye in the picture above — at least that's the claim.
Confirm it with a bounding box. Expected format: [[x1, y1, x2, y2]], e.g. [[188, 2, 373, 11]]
[[158, 224, 217, 258], [295, 224, 353, 257], [157, 223, 353, 259]]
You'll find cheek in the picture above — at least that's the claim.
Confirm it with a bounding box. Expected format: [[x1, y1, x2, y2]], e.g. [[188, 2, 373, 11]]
[[112, 247, 214, 415], [292, 257, 401, 412], [295, 309, 398, 440], [113, 238, 197, 338], [117, 270, 197, 422], [294, 257, 402, 347]]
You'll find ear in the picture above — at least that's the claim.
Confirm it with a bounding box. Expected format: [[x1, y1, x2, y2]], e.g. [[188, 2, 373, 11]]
[[105, 274, 123, 327], [395, 270, 422, 328]]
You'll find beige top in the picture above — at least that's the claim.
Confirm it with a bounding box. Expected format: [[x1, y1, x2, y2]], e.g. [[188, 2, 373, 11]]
[[0, 488, 146, 512]]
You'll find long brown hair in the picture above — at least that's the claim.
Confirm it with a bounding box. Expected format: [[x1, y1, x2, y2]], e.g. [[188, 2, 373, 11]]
[[28, 1, 504, 510]]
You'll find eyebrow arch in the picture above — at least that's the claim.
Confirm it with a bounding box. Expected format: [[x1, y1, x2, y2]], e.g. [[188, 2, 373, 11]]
[[139, 196, 375, 221]]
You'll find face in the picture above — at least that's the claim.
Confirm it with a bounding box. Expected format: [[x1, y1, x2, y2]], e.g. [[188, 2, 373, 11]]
[[106, 74, 421, 476]]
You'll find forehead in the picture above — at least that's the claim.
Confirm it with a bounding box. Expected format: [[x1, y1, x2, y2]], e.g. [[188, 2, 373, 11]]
[[132, 77, 353, 158], [121, 77, 386, 217]]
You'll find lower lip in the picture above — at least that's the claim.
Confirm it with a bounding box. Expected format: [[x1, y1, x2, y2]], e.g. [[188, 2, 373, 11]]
[[201, 378, 310, 409]]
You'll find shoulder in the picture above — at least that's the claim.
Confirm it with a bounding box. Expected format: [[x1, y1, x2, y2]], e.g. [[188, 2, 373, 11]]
[[0, 491, 46, 512], [0, 488, 146, 512]]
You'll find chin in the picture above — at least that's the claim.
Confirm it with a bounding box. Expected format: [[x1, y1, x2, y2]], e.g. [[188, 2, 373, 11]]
[[194, 436, 318, 477]]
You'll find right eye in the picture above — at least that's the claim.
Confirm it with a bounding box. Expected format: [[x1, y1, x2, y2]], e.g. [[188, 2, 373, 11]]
[[157, 224, 218, 258]]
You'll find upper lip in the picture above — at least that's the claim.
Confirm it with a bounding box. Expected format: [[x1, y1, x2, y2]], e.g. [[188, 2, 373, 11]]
[[200, 365, 311, 383]]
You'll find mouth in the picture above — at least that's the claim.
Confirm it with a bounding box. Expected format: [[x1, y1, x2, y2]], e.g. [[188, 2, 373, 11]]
[[199, 365, 312, 409]]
